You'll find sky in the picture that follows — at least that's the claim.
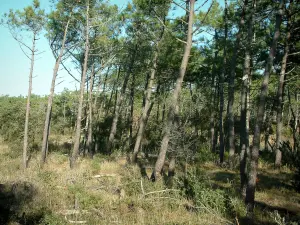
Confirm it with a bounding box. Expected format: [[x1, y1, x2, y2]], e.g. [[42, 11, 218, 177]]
[[0, 0, 213, 96], [0, 0, 131, 96]]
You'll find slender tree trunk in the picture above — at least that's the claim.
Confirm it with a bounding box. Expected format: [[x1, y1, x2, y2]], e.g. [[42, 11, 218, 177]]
[[107, 46, 137, 153], [70, 2, 90, 168], [295, 93, 299, 151], [151, 0, 195, 180], [264, 100, 276, 151], [219, 0, 228, 164], [245, 1, 283, 217], [106, 66, 120, 116], [132, 40, 162, 162], [87, 65, 95, 158], [94, 66, 109, 116], [210, 30, 219, 153], [99, 67, 110, 112], [288, 88, 298, 151], [241, 69, 252, 198], [162, 100, 166, 123], [227, 1, 247, 166], [275, 16, 291, 167], [240, 11, 253, 197], [128, 70, 135, 149], [41, 19, 70, 165], [23, 34, 36, 169]]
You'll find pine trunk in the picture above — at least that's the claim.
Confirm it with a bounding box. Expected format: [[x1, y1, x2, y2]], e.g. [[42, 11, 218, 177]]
[[227, 1, 247, 166], [23, 34, 36, 169], [275, 17, 291, 167], [210, 31, 219, 152], [152, 0, 195, 180], [70, 2, 90, 168], [87, 65, 95, 158], [107, 46, 137, 153], [41, 19, 70, 165], [219, 0, 228, 164], [245, 1, 283, 217], [132, 44, 160, 162], [240, 41, 252, 198]]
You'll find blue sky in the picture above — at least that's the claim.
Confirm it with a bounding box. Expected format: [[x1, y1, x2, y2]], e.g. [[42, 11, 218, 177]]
[[0, 0, 131, 96], [0, 0, 213, 96]]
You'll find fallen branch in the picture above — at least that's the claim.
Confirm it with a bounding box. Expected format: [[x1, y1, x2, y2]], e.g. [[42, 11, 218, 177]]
[[144, 189, 180, 196], [60, 209, 88, 215], [93, 174, 118, 178], [68, 220, 87, 224], [140, 178, 145, 197]]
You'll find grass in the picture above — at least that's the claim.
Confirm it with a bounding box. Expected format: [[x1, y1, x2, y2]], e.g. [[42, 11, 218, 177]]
[[1, 137, 300, 225], [0, 139, 230, 225]]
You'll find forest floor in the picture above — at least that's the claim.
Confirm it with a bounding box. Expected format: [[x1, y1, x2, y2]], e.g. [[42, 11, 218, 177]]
[[0, 138, 300, 225]]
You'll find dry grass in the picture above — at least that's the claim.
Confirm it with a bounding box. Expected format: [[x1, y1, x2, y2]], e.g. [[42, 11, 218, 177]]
[[2, 136, 299, 225], [0, 139, 229, 225]]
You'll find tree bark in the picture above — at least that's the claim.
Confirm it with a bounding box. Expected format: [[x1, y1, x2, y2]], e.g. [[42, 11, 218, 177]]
[[128, 69, 136, 149], [227, 1, 247, 166], [275, 13, 291, 167], [132, 39, 162, 162], [70, 1, 90, 168], [240, 8, 253, 196], [23, 33, 36, 169], [106, 45, 137, 153], [245, 1, 283, 217], [151, 0, 195, 181], [219, 0, 228, 164], [288, 88, 298, 151], [210, 30, 219, 153], [41, 19, 70, 165], [86, 65, 95, 158]]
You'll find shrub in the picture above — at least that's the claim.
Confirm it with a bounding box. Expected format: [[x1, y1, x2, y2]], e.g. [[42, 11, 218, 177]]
[[194, 146, 217, 164], [281, 140, 300, 192], [178, 168, 227, 215]]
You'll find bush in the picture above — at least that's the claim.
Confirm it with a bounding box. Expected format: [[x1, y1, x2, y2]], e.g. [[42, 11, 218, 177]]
[[178, 168, 227, 215], [281, 140, 300, 192], [194, 146, 217, 164]]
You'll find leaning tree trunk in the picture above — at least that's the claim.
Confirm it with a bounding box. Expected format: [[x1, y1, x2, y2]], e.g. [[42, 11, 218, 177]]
[[23, 33, 36, 169], [41, 19, 70, 165], [275, 14, 291, 167], [227, 0, 247, 166], [219, 0, 228, 164], [245, 1, 283, 218], [151, 0, 195, 181], [132, 37, 163, 162], [106, 66, 120, 117], [70, 2, 90, 168], [106, 46, 137, 154]]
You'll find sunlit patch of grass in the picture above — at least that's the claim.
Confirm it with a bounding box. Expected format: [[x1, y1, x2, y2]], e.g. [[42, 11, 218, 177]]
[[256, 187, 300, 215]]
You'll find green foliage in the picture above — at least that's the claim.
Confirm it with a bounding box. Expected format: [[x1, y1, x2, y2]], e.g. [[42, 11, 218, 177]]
[[39, 213, 66, 225], [281, 140, 300, 192], [178, 168, 227, 215], [4, 0, 45, 35], [195, 146, 217, 163], [0, 95, 46, 153]]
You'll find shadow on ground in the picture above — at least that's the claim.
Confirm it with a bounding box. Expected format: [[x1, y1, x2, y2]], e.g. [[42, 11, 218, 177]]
[[0, 181, 45, 225], [210, 169, 300, 225]]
